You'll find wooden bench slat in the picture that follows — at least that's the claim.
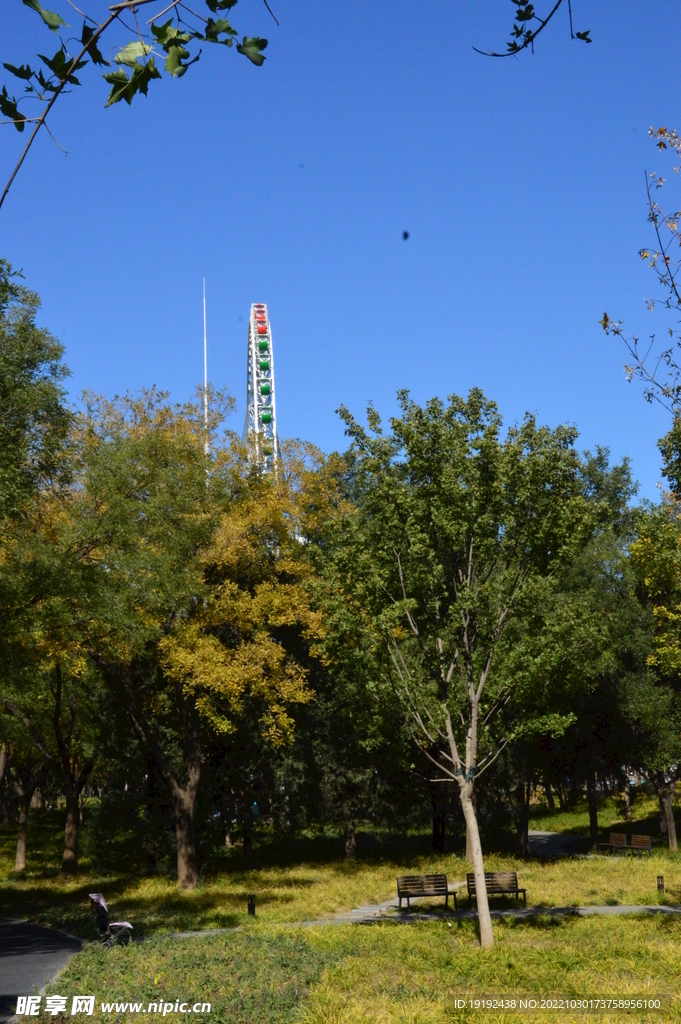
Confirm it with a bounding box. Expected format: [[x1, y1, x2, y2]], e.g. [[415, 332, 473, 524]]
[[461, 871, 526, 908], [630, 835, 652, 856], [396, 873, 453, 910]]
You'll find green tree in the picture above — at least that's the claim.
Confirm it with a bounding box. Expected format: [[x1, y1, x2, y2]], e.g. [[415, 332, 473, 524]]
[[78, 397, 320, 887], [498, 449, 648, 853], [0, 259, 71, 519], [329, 388, 588, 948], [2, 665, 99, 871]]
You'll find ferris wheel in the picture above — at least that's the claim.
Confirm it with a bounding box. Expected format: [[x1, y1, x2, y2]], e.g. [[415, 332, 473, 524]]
[[244, 303, 278, 471]]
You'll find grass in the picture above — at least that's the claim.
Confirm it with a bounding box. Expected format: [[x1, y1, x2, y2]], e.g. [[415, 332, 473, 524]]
[[46, 915, 681, 1023], [5, 794, 681, 1023], [3, 823, 681, 939], [528, 789, 663, 835]]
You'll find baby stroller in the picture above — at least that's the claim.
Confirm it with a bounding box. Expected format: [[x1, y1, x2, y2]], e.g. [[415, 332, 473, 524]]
[[89, 893, 133, 947]]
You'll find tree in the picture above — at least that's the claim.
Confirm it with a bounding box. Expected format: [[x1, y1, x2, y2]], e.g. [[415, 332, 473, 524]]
[[475, 1, 592, 58], [0, 0, 271, 211], [628, 491, 681, 850], [4, 735, 46, 872], [77, 394, 320, 887], [600, 128, 681, 415], [330, 388, 588, 948], [2, 661, 101, 872], [0, 259, 95, 872], [0, 259, 71, 519], [498, 448, 648, 853]]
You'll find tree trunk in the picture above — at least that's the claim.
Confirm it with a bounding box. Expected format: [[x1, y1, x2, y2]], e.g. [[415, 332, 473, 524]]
[[0, 744, 9, 827], [344, 820, 356, 859], [515, 782, 530, 857], [460, 786, 493, 949], [14, 793, 30, 872], [543, 774, 555, 811], [431, 785, 446, 854], [659, 791, 669, 842], [587, 771, 599, 850], [464, 788, 477, 862], [658, 780, 677, 851], [556, 777, 567, 812], [62, 788, 79, 873], [652, 772, 676, 848], [173, 787, 199, 889], [621, 772, 632, 823]]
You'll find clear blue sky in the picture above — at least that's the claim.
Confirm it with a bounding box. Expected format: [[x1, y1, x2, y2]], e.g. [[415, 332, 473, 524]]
[[2, 1, 679, 497]]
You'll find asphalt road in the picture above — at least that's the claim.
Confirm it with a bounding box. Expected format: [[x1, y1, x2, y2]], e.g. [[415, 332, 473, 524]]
[[0, 920, 81, 1023]]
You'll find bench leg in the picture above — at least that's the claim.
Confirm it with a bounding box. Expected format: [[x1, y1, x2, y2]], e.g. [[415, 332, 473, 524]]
[[454, 894, 458, 912]]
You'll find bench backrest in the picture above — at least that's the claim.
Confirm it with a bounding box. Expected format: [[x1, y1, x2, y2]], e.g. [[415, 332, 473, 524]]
[[609, 833, 627, 847], [397, 873, 448, 896], [466, 871, 519, 894], [630, 834, 652, 850]]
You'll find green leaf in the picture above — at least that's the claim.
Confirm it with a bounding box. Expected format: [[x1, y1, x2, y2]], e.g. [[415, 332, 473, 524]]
[[81, 23, 108, 66], [205, 0, 238, 11], [205, 17, 237, 43], [103, 56, 161, 106], [151, 19, 192, 48], [114, 41, 152, 68], [22, 0, 68, 33], [3, 63, 35, 81], [0, 86, 25, 131], [35, 68, 58, 92], [236, 36, 267, 65], [38, 48, 87, 84], [164, 45, 200, 77]]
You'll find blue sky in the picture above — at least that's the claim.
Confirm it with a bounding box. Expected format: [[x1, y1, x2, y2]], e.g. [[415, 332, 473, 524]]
[[1, 1, 679, 497]]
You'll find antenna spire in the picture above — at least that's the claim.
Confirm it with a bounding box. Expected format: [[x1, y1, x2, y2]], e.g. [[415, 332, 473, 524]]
[[203, 277, 208, 431]]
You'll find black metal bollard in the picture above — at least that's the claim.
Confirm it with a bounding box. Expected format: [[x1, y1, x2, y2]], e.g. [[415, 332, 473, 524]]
[[248, 894, 256, 916], [658, 876, 665, 893]]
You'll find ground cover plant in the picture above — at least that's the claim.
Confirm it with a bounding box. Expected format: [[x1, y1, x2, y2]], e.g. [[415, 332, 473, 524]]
[[45, 916, 681, 1024]]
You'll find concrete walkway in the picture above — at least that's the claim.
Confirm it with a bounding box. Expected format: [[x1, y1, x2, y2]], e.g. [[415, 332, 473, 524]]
[[528, 830, 585, 857], [0, 920, 81, 1023], [295, 901, 681, 927]]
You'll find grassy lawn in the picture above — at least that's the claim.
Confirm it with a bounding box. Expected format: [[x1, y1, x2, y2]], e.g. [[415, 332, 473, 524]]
[[4, 796, 681, 1023], [48, 915, 681, 1023], [528, 789, 662, 835]]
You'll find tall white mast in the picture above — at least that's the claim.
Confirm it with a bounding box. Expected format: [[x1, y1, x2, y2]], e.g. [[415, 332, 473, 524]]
[[203, 277, 208, 430], [201, 274, 206, 454]]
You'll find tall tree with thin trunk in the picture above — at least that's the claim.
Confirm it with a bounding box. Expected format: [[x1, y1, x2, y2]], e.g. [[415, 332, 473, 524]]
[[333, 389, 589, 948], [2, 667, 98, 873]]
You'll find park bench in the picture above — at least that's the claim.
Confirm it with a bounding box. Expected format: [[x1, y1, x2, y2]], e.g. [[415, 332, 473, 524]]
[[630, 834, 652, 857], [455, 871, 526, 910], [89, 893, 133, 948], [396, 873, 459, 911], [599, 832, 627, 855]]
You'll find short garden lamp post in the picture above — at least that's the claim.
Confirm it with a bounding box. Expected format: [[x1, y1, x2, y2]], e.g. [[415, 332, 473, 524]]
[[248, 894, 256, 916], [657, 876, 664, 893]]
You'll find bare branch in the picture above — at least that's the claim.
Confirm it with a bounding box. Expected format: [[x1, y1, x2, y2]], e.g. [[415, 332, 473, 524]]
[[475, 737, 510, 778]]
